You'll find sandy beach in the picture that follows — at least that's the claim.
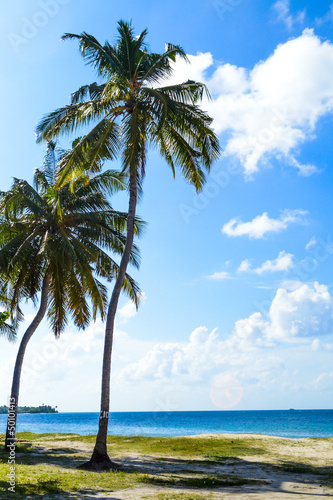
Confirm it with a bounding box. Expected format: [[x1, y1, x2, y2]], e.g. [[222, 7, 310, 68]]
[[115, 434, 333, 499], [80, 433, 333, 499]]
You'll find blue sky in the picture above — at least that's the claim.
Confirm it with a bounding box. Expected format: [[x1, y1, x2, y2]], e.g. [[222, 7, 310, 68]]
[[1, 0, 333, 413]]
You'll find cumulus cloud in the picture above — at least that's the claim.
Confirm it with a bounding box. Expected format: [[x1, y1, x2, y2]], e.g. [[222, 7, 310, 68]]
[[118, 324, 262, 384], [242, 282, 333, 344], [238, 251, 294, 274], [265, 282, 333, 342], [118, 282, 333, 387], [2, 285, 333, 411], [169, 30, 333, 176], [272, 0, 306, 30], [222, 209, 307, 238]]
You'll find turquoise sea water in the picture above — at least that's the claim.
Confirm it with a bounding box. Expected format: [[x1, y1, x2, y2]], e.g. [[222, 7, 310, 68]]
[[0, 410, 332, 438]]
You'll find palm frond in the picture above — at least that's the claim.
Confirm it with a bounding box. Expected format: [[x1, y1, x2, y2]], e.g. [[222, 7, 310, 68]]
[[155, 124, 206, 192], [62, 32, 127, 80], [56, 118, 121, 187], [36, 99, 112, 142], [0, 141, 143, 338], [71, 82, 107, 104], [158, 80, 211, 104], [75, 169, 126, 198], [0, 310, 17, 342]]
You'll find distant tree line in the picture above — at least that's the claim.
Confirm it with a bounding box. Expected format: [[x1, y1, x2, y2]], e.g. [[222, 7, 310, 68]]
[[0, 404, 58, 414]]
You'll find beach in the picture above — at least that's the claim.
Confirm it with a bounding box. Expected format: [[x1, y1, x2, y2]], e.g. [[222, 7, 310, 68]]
[[1, 432, 332, 499]]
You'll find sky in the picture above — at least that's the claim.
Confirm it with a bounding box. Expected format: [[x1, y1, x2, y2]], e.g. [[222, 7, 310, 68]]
[[1, 0, 333, 414]]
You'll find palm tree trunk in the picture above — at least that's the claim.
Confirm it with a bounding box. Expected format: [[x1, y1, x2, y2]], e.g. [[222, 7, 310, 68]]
[[4, 274, 50, 451], [80, 171, 138, 471]]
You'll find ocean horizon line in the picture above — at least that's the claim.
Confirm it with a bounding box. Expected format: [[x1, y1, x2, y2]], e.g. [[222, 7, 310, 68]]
[[48, 408, 333, 413], [1, 408, 332, 439]]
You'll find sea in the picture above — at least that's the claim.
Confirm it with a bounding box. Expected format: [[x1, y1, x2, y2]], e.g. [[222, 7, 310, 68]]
[[1, 410, 332, 439]]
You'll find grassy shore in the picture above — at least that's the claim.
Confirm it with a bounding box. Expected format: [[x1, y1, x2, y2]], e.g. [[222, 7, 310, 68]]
[[0, 432, 332, 499]]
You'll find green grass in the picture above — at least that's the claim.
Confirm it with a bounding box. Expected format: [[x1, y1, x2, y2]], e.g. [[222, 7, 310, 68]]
[[34, 433, 270, 459], [0, 432, 332, 499], [1, 432, 270, 461], [0, 462, 140, 498], [0, 432, 79, 442]]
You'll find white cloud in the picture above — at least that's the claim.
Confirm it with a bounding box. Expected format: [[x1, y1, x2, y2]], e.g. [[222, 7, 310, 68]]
[[206, 271, 232, 280], [279, 279, 309, 291], [222, 209, 307, 239], [164, 52, 213, 88], [0, 296, 150, 410], [272, 0, 306, 30], [118, 324, 261, 384], [118, 282, 333, 389], [311, 338, 320, 351], [315, 4, 333, 26], [238, 259, 251, 272], [265, 282, 333, 342], [288, 156, 318, 177], [309, 371, 333, 390], [306, 236, 317, 250], [169, 30, 333, 176], [2, 284, 333, 412], [238, 251, 294, 274], [117, 292, 147, 325]]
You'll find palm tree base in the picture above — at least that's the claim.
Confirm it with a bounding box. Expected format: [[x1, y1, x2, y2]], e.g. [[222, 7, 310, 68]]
[[78, 452, 120, 472]]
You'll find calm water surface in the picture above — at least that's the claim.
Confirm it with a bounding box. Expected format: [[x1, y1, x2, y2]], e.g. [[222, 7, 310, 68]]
[[0, 410, 332, 438]]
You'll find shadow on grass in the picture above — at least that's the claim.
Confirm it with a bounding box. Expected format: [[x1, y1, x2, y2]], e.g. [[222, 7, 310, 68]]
[[209, 454, 333, 476], [121, 454, 333, 474], [0, 480, 122, 499], [0, 436, 332, 498], [0, 442, 89, 469], [120, 455, 333, 496]]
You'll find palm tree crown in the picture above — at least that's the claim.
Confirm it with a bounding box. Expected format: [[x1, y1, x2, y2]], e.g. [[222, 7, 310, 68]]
[[0, 141, 141, 336], [36, 21, 220, 189]]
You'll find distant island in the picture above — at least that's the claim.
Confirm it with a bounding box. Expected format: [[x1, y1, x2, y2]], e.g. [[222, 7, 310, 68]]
[[0, 404, 58, 414]]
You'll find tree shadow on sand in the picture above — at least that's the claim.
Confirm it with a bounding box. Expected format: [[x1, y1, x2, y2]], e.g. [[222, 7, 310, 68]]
[[118, 455, 333, 497]]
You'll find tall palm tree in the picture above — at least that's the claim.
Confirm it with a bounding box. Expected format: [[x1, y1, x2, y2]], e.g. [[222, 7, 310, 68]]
[[1, 141, 142, 451], [36, 21, 220, 470]]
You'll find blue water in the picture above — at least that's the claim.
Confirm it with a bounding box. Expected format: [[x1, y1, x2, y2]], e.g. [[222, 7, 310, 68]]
[[1, 410, 332, 438]]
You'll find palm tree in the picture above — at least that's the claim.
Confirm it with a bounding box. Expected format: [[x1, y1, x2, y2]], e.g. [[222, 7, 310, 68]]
[[1, 141, 142, 451], [36, 21, 220, 470]]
